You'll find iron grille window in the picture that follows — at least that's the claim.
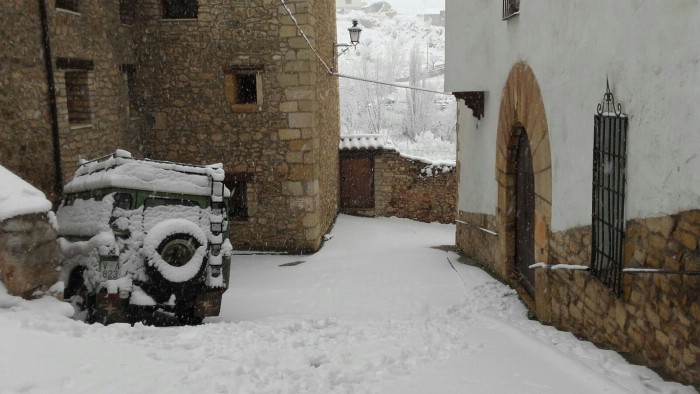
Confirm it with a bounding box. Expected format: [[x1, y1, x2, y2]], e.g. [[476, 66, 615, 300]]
[[502, 0, 519, 19], [162, 0, 198, 19], [591, 81, 628, 295]]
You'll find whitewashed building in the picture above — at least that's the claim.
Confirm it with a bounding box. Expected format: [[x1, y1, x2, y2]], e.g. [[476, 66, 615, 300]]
[[445, 0, 700, 385]]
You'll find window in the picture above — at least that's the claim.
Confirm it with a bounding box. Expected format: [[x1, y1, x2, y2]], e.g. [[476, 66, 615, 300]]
[[162, 0, 198, 19], [119, 0, 136, 25], [56, 0, 79, 12], [591, 81, 628, 295], [236, 74, 257, 104], [64, 71, 91, 126], [225, 173, 253, 221], [56, 58, 94, 127], [502, 0, 519, 19], [121, 64, 139, 118], [224, 65, 264, 112]]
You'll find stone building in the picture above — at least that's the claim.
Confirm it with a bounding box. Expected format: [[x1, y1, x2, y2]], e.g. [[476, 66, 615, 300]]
[[0, 0, 339, 253], [445, 1, 700, 385]]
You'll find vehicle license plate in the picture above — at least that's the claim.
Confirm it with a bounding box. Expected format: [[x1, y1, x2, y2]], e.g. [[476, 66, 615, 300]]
[[100, 260, 120, 280]]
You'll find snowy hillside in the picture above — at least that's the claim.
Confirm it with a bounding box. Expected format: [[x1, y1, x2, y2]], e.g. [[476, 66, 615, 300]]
[[337, 6, 456, 161]]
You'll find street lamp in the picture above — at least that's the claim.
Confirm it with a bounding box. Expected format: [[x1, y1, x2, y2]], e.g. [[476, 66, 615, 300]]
[[347, 19, 362, 46], [333, 19, 362, 72]]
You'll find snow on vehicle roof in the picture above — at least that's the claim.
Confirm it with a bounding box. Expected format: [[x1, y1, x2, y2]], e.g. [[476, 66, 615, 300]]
[[63, 150, 230, 197], [339, 134, 397, 151], [0, 165, 52, 222]]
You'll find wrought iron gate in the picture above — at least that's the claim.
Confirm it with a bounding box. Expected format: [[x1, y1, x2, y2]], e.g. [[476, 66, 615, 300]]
[[591, 80, 628, 295]]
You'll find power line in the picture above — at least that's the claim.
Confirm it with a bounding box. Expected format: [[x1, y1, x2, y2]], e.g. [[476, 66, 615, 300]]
[[334, 72, 451, 95], [278, 0, 453, 96]]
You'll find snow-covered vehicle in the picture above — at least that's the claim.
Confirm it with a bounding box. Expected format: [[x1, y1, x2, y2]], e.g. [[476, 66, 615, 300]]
[[56, 150, 232, 325]]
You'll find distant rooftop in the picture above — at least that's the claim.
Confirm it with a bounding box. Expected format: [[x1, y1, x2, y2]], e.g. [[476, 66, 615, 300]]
[[339, 134, 396, 151]]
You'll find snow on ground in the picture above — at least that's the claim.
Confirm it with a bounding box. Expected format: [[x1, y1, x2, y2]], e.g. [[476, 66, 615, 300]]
[[0, 215, 695, 394]]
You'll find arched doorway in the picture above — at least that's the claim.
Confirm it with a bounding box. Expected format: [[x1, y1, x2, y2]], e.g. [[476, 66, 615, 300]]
[[495, 62, 552, 303]]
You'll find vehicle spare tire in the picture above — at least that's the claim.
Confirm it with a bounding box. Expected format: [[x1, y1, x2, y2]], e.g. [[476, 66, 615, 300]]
[[142, 219, 208, 284]]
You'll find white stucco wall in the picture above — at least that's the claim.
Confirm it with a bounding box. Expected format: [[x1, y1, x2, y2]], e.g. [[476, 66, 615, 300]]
[[446, 1, 700, 231]]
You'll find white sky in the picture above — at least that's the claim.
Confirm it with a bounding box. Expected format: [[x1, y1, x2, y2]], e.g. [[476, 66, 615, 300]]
[[386, 0, 444, 14]]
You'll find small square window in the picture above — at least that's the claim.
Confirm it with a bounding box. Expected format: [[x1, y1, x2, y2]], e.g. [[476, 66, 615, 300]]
[[65, 71, 91, 126], [162, 0, 198, 19], [56, 0, 79, 12], [119, 0, 136, 25], [236, 74, 257, 104], [224, 65, 264, 112]]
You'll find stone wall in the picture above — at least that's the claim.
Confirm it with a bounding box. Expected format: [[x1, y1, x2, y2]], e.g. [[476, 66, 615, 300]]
[[536, 210, 700, 385], [134, 0, 337, 252], [2, 0, 338, 253], [50, 0, 139, 181], [0, 0, 58, 202], [0, 213, 59, 299], [342, 150, 456, 224], [456, 211, 498, 269], [314, 0, 341, 246], [456, 209, 700, 384]]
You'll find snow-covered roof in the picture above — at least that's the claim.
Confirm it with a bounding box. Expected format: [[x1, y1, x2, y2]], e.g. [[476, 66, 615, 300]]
[[0, 165, 52, 222], [64, 150, 230, 197], [339, 134, 397, 151]]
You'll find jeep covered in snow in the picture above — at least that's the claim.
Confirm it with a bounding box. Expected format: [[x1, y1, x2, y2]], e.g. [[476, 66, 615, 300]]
[[56, 150, 232, 325]]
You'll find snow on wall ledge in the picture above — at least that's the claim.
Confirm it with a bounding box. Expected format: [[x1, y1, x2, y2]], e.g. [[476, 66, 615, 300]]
[[340, 134, 456, 173], [0, 165, 52, 222], [64, 150, 230, 197]]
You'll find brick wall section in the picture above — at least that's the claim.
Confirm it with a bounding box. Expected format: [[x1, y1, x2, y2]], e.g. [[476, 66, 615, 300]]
[[537, 210, 700, 385], [0, 0, 58, 201], [342, 150, 456, 224]]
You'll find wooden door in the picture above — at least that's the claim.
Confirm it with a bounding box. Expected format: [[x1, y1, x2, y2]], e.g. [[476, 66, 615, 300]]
[[515, 130, 536, 295], [340, 156, 374, 209]]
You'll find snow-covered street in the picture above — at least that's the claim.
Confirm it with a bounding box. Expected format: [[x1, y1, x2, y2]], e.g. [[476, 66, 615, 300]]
[[0, 215, 695, 394]]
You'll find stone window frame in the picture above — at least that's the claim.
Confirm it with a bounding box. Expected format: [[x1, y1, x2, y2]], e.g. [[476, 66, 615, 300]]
[[161, 0, 198, 20], [225, 172, 254, 222], [56, 58, 95, 130], [223, 65, 264, 113], [56, 0, 80, 14]]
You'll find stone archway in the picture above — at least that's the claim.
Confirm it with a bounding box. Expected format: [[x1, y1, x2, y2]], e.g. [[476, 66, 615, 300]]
[[495, 62, 552, 304]]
